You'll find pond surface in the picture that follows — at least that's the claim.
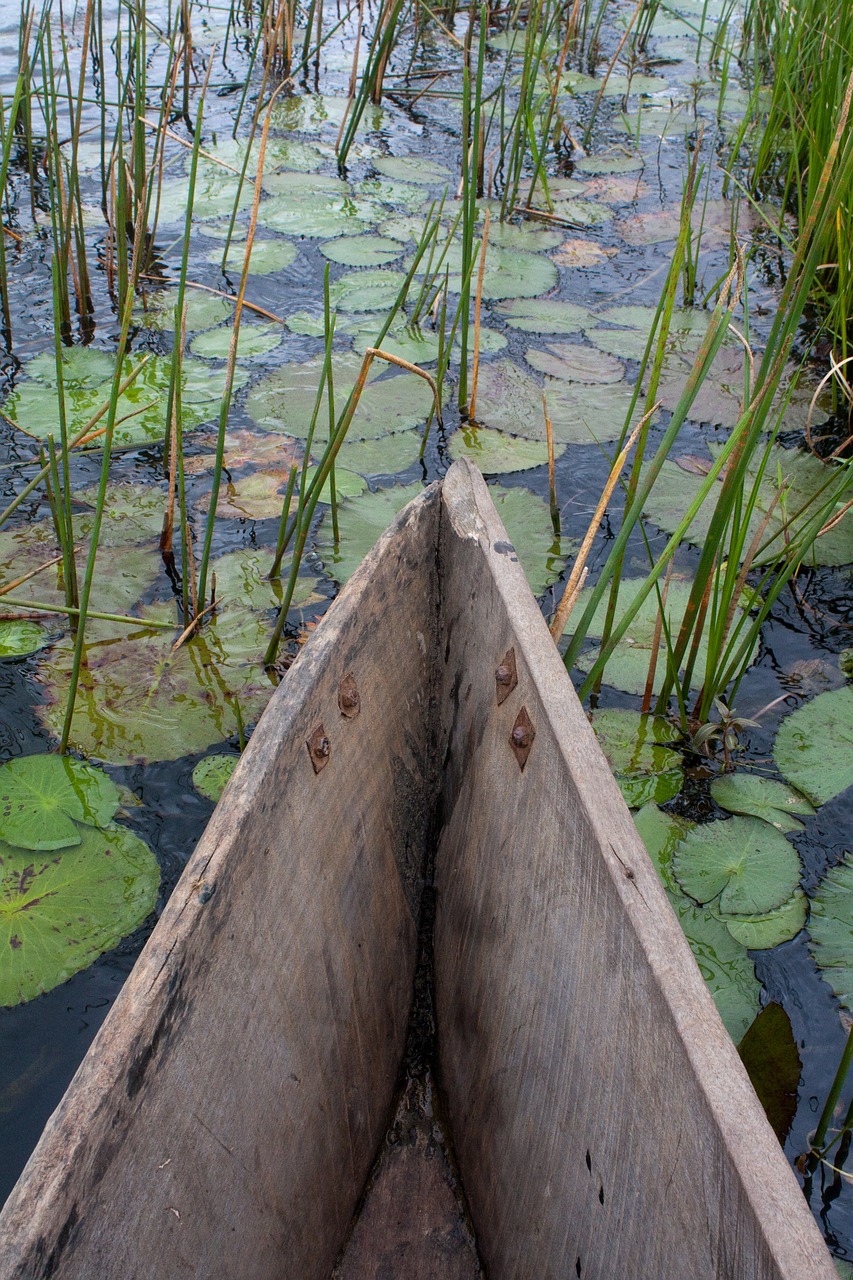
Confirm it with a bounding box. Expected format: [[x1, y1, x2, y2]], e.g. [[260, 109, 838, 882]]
[[1, 0, 853, 1264]]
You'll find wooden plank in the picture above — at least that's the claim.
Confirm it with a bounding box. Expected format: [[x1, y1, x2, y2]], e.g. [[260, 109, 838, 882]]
[[0, 485, 441, 1280], [434, 458, 835, 1280]]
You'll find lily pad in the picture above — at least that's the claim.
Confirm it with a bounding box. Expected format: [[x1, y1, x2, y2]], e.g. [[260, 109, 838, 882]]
[[349, 319, 441, 364], [2, 348, 246, 449], [247, 353, 436, 442], [715, 890, 808, 949], [552, 238, 620, 268], [210, 547, 320, 612], [641, 443, 853, 567], [0, 621, 51, 659], [0, 823, 159, 1005], [525, 342, 624, 383], [189, 323, 282, 361], [207, 238, 298, 276], [192, 753, 239, 803], [633, 802, 694, 892], [572, 577, 738, 696], [137, 290, 233, 333], [257, 192, 371, 239], [710, 773, 815, 832], [448, 426, 560, 475], [591, 709, 683, 808], [38, 606, 276, 764], [774, 688, 853, 805], [414, 243, 559, 300], [673, 897, 761, 1042], [574, 152, 644, 175], [470, 358, 631, 445], [671, 816, 801, 915], [329, 269, 408, 312], [495, 298, 591, 334], [809, 853, 853, 1009], [737, 1002, 801, 1143], [332, 431, 424, 476], [0, 755, 120, 850], [319, 236, 402, 267], [301, 466, 367, 502], [372, 155, 452, 185], [210, 473, 295, 520]]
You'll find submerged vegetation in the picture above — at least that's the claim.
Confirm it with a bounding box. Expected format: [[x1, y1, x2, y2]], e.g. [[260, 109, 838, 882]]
[[1, 0, 853, 1252]]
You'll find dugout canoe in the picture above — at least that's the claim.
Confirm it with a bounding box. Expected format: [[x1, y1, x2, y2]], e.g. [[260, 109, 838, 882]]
[[0, 459, 836, 1279]]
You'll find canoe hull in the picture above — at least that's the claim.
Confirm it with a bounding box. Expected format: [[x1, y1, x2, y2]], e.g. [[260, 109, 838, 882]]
[[0, 461, 835, 1279]]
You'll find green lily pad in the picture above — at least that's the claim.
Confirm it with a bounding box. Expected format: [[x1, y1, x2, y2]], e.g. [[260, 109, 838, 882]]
[[372, 156, 453, 185], [672, 816, 802, 915], [2, 348, 246, 449], [737, 1002, 801, 1143], [247, 353, 436, 442], [448, 426, 560, 474], [775, 688, 853, 805], [0, 621, 51, 659], [208, 238, 298, 275], [0, 823, 159, 1005], [257, 192, 371, 239], [316, 481, 568, 595], [156, 173, 252, 225], [301, 466, 367, 502], [38, 606, 275, 765], [525, 342, 624, 383], [192, 753, 239, 803], [319, 235, 402, 267], [210, 546, 320, 612], [633, 802, 694, 892], [591, 709, 683, 808], [329, 268, 408, 312], [572, 577, 739, 696], [332, 431, 424, 476], [0, 527, 159, 619], [710, 773, 815, 832], [485, 221, 564, 252], [673, 897, 761, 1042], [349, 318, 441, 364], [641, 443, 853, 567], [0, 755, 120, 850], [715, 890, 808, 950], [574, 152, 645, 174], [495, 298, 591, 334], [189, 323, 282, 361], [809, 853, 853, 1010], [137, 290, 233, 333], [414, 243, 559, 300], [470, 358, 631, 445]]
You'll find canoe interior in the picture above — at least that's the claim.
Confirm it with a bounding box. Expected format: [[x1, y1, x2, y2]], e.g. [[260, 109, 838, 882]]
[[0, 460, 835, 1279]]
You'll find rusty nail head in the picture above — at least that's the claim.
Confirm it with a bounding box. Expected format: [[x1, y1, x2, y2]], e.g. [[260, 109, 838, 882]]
[[495, 646, 518, 705], [338, 673, 361, 719], [509, 706, 535, 770], [307, 724, 331, 773]]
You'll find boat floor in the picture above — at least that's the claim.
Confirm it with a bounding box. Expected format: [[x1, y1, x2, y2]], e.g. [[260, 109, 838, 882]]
[[334, 1071, 482, 1280]]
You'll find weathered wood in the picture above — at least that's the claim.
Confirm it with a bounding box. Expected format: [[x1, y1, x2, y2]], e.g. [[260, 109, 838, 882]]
[[434, 460, 835, 1280], [0, 485, 441, 1279], [0, 459, 836, 1279]]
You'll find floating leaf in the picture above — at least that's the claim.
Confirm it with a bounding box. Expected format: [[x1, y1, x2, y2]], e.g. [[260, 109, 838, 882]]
[[372, 155, 452, 185], [319, 235, 402, 267], [137, 290, 233, 333], [192, 754, 239, 803], [672, 897, 761, 1042], [350, 319, 441, 364], [210, 547, 320, 612], [495, 298, 591, 334], [412, 243, 559, 299], [329, 268, 408, 312], [633, 802, 694, 892], [470, 359, 629, 445], [616, 199, 751, 247], [0, 823, 159, 1006], [0, 621, 51, 659], [809, 853, 853, 1010], [448, 425, 560, 474], [737, 1002, 801, 1141], [572, 577, 743, 695], [672, 817, 801, 915], [574, 152, 644, 174], [552, 238, 619, 268], [715, 890, 808, 949], [257, 192, 371, 239], [0, 755, 120, 850], [641, 443, 853, 567], [332, 431, 424, 476], [525, 342, 624, 383], [189, 323, 282, 361], [591, 709, 683, 808], [208, 238, 298, 276], [210, 472, 294, 520], [710, 773, 815, 832], [301, 466, 367, 502], [484, 221, 564, 252], [485, 485, 571, 595], [38, 607, 275, 764], [2, 348, 246, 449], [775, 688, 853, 805], [247, 353, 435, 442]]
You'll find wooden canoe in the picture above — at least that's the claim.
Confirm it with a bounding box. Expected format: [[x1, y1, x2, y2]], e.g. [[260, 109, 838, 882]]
[[0, 459, 835, 1279]]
